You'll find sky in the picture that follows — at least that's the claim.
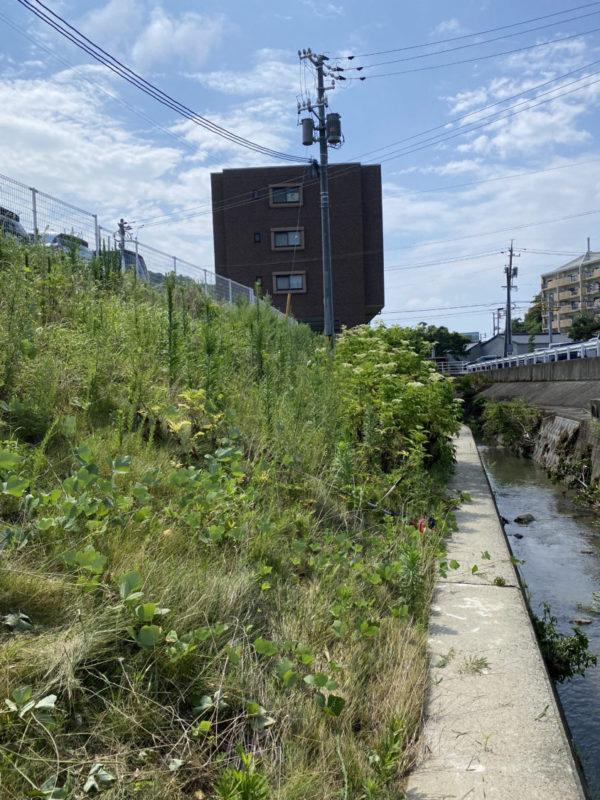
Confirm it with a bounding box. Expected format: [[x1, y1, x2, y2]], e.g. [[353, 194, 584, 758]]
[[2, 0, 600, 337]]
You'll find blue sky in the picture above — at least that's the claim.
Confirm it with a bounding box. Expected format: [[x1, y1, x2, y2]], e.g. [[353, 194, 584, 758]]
[[2, 0, 600, 336]]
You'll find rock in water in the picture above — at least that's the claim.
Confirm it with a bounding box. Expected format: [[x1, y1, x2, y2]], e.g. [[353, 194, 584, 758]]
[[514, 513, 535, 526]]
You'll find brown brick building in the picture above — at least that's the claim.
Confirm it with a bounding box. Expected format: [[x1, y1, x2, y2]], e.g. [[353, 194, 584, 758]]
[[210, 163, 384, 330]]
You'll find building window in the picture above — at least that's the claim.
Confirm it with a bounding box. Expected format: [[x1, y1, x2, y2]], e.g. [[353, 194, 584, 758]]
[[271, 228, 304, 250], [273, 271, 306, 293], [254, 232, 261, 243], [570, 274, 578, 282], [270, 185, 302, 206]]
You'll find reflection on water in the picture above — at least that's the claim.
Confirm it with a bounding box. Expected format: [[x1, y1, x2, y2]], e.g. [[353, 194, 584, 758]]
[[479, 446, 600, 799]]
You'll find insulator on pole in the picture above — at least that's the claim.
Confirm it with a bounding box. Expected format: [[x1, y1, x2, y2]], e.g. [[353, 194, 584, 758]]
[[301, 117, 315, 146], [326, 113, 341, 144]]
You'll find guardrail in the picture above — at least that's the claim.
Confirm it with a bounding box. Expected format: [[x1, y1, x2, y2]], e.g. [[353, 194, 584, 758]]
[[0, 171, 273, 311], [466, 340, 600, 372]]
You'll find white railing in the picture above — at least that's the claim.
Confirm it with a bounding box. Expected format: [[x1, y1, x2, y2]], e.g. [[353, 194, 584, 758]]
[[466, 339, 600, 372]]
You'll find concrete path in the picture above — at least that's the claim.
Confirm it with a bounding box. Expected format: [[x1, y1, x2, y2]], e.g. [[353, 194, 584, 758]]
[[406, 426, 586, 800]]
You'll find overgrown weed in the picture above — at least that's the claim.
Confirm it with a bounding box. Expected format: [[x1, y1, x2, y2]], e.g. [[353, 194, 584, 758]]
[[0, 236, 463, 798]]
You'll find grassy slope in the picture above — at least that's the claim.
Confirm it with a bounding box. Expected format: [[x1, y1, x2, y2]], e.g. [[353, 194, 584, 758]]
[[0, 238, 462, 800]]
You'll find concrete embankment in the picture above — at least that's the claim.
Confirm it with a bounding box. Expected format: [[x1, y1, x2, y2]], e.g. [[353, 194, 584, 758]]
[[480, 381, 600, 480], [406, 426, 586, 800]]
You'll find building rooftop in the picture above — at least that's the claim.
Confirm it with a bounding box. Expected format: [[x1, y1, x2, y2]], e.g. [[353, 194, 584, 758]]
[[541, 251, 600, 278]]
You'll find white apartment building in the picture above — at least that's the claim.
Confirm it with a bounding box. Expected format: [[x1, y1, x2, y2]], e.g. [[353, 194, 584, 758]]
[[541, 246, 600, 335]]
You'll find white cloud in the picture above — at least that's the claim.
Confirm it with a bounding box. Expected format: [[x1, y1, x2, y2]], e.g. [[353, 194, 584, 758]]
[[301, 1, 344, 18], [80, 2, 226, 71], [188, 49, 299, 97], [130, 7, 226, 70], [430, 19, 465, 38], [79, 0, 143, 54]]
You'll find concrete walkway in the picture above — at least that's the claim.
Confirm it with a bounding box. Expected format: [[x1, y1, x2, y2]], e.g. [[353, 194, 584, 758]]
[[406, 426, 586, 800]]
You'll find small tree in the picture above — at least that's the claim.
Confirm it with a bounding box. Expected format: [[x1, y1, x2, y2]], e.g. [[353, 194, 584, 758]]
[[512, 293, 543, 336], [569, 311, 600, 341], [413, 323, 471, 359]]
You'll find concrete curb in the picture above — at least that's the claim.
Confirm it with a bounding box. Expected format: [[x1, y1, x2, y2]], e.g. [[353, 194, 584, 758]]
[[405, 426, 586, 800]]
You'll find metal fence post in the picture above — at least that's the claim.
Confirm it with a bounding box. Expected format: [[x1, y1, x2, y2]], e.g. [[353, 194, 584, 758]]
[[229, 280, 233, 304], [204, 269, 208, 295], [94, 215, 100, 255], [31, 187, 38, 240]]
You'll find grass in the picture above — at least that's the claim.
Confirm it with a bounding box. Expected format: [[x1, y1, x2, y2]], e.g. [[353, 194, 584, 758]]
[[0, 235, 463, 799]]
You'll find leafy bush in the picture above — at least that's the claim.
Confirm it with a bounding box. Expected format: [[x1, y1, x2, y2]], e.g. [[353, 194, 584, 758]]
[[531, 602, 597, 683], [481, 398, 542, 456]]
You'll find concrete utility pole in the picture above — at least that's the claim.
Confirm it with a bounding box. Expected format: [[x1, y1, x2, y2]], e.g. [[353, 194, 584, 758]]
[[118, 218, 131, 273], [547, 295, 554, 344], [298, 48, 342, 347], [503, 241, 519, 357]]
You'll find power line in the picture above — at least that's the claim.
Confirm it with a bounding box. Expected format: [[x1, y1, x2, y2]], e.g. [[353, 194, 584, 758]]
[[401, 159, 600, 197], [344, 8, 600, 71], [375, 73, 600, 166], [346, 26, 600, 81], [0, 9, 206, 159], [333, 2, 600, 59], [14, 0, 310, 164], [379, 301, 532, 316], [141, 63, 600, 228]]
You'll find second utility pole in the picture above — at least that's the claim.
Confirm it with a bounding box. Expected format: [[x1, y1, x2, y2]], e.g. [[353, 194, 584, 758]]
[[503, 240, 518, 357]]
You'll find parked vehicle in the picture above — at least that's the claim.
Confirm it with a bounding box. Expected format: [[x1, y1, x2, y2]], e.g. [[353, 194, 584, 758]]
[[123, 249, 148, 280], [0, 206, 28, 241], [39, 232, 93, 261]]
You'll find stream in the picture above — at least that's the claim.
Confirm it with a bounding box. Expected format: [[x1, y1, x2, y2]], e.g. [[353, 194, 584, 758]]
[[479, 446, 600, 799]]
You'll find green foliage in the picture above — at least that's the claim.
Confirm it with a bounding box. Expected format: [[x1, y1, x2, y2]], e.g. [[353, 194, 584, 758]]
[[214, 747, 269, 800], [0, 242, 463, 799], [410, 322, 471, 358], [511, 293, 543, 336], [481, 398, 542, 456], [568, 310, 600, 341], [531, 602, 597, 683]]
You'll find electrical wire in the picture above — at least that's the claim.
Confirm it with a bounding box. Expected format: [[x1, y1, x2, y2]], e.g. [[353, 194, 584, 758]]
[[400, 159, 600, 197], [0, 9, 208, 159], [346, 26, 600, 81], [375, 74, 600, 166], [10, 0, 599, 278], [14, 0, 310, 164], [140, 60, 600, 228], [348, 56, 600, 160], [332, 2, 600, 59], [342, 8, 600, 71]]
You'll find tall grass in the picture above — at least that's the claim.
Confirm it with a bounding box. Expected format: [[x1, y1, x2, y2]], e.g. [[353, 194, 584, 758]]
[[0, 236, 462, 799]]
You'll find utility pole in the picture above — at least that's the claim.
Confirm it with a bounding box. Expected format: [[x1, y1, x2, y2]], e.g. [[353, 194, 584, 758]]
[[547, 295, 554, 344], [298, 49, 342, 347], [118, 218, 131, 273], [502, 241, 519, 357]]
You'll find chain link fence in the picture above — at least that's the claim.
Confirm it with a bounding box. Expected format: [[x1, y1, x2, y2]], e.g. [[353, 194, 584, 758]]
[[0, 171, 269, 309]]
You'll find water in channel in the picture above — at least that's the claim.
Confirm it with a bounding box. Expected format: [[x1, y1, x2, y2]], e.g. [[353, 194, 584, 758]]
[[478, 446, 600, 799]]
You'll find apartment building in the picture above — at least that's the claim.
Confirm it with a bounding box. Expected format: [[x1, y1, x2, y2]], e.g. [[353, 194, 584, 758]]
[[541, 247, 600, 334], [210, 163, 384, 331]]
